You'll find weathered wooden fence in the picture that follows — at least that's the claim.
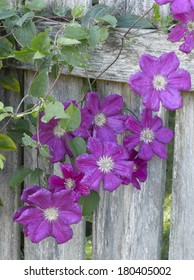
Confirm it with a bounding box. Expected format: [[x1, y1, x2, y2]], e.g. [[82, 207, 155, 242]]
[[1, 0, 194, 260]]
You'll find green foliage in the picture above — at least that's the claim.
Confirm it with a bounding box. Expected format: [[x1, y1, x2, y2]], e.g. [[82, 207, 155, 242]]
[[59, 103, 81, 131], [41, 101, 69, 123], [0, 154, 6, 169], [14, 20, 36, 46], [25, 0, 46, 11], [117, 14, 153, 29], [152, 3, 161, 23], [0, 75, 20, 93], [0, 102, 13, 122], [29, 69, 49, 98], [9, 167, 33, 189], [0, 38, 13, 58], [0, 133, 17, 151], [79, 191, 100, 216], [67, 137, 86, 158]]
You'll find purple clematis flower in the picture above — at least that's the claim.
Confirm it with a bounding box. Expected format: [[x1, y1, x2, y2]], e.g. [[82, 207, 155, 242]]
[[13, 186, 82, 244], [129, 52, 191, 111], [33, 101, 76, 163], [155, 0, 194, 15], [73, 92, 127, 142], [123, 108, 174, 160], [122, 149, 148, 190], [168, 11, 194, 54], [76, 137, 134, 192], [48, 163, 90, 201]]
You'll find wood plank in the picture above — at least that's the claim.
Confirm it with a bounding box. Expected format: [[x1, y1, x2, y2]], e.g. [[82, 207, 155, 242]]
[[99, 0, 170, 17], [23, 71, 86, 259], [9, 28, 194, 90], [169, 92, 194, 259], [0, 71, 22, 260], [43, 0, 92, 12], [92, 81, 167, 259]]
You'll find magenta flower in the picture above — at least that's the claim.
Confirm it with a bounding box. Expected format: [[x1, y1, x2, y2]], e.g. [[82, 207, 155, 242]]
[[74, 92, 127, 142], [48, 163, 90, 201], [129, 52, 191, 111], [13, 186, 82, 244], [76, 137, 134, 192], [33, 101, 76, 163], [168, 11, 194, 54], [155, 0, 194, 15], [123, 108, 174, 160], [122, 149, 148, 190]]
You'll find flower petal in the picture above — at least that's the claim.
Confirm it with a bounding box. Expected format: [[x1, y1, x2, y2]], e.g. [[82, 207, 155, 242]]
[[26, 219, 52, 243], [138, 143, 154, 160], [107, 115, 127, 134], [159, 52, 180, 76], [27, 189, 52, 209], [94, 126, 117, 142], [123, 134, 140, 150], [76, 154, 97, 173], [142, 89, 161, 111], [81, 169, 103, 191], [103, 142, 128, 160], [103, 173, 123, 192], [139, 53, 159, 77], [13, 206, 42, 225], [168, 24, 186, 42], [87, 137, 103, 157], [150, 115, 163, 131], [114, 160, 134, 179], [48, 175, 65, 192], [129, 72, 153, 96], [125, 115, 142, 132], [154, 127, 174, 144], [151, 140, 167, 159], [141, 108, 153, 128], [159, 87, 183, 110], [52, 220, 73, 244], [86, 92, 100, 114], [21, 185, 40, 204], [168, 69, 191, 91], [101, 94, 124, 115]]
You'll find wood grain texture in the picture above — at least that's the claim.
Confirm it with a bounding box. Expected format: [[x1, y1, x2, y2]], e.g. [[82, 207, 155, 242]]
[[9, 29, 194, 90], [44, 0, 92, 12], [0, 73, 22, 260], [169, 92, 194, 260], [23, 71, 86, 260], [99, 0, 170, 17], [92, 81, 167, 259]]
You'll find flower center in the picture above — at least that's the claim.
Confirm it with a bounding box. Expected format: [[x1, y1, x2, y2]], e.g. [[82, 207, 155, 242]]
[[94, 113, 106, 127], [140, 128, 155, 144], [97, 156, 114, 173], [44, 207, 59, 222], [133, 164, 137, 172], [53, 124, 66, 138], [153, 75, 167, 91], [64, 178, 75, 189], [187, 21, 194, 32]]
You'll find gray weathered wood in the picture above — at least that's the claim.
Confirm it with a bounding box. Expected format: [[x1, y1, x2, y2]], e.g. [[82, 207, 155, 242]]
[[169, 92, 194, 260], [23, 71, 86, 259], [0, 73, 22, 260], [44, 0, 92, 12], [99, 0, 170, 17], [92, 81, 167, 259], [9, 29, 194, 90]]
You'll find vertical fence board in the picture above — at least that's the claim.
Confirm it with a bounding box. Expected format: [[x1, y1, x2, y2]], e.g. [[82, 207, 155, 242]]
[[99, 0, 170, 17], [169, 93, 194, 260], [23, 71, 86, 259], [44, 0, 92, 13], [92, 81, 167, 259], [0, 76, 22, 260]]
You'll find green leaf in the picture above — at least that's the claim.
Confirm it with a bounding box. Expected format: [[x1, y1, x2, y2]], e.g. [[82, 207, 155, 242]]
[[30, 30, 51, 55], [98, 26, 109, 42], [0, 75, 20, 93], [41, 101, 69, 123], [57, 37, 81, 46], [0, 113, 10, 122], [0, 134, 17, 151], [0, 154, 6, 170], [16, 11, 35, 27], [9, 167, 33, 189], [0, 60, 3, 70], [82, 4, 112, 27], [33, 51, 46, 60], [96, 15, 117, 27], [13, 46, 36, 63], [67, 137, 86, 158], [153, 3, 161, 23], [88, 26, 100, 49], [14, 19, 36, 46], [29, 69, 49, 98], [0, 197, 3, 207], [53, 6, 70, 17], [0, 0, 9, 9], [25, 0, 46, 11], [0, 7, 15, 20], [51, 63, 59, 79], [3, 15, 20, 30], [29, 168, 43, 185], [72, 6, 85, 18], [64, 25, 89, 40], [59, 103, 81, 131], [22, 133, 38, 148], [116, 14, 153, 29], [79, 191, 100, 216], [0, 38, 13, 58], [60, 46, 88, 68], [39, 145, 51, 158]]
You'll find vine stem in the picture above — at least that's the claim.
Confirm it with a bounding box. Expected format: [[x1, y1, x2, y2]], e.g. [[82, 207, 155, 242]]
[[90, 7, 154, 86]]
